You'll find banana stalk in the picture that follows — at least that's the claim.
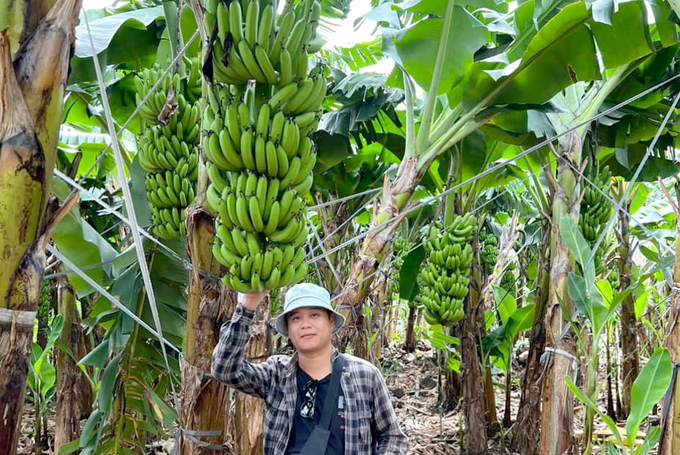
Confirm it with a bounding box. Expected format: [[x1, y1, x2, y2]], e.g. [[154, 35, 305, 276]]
[[180, 208, 234, 455], [0, 29, 46, 452], [13, 0, 81, 207], [54, 273, 82, 452], [180, 5, 233, 452], [0, 0, 80, 450], [0, 0, 24, 55], [658, 182, 680, 455], [539, 132, 581, 455]]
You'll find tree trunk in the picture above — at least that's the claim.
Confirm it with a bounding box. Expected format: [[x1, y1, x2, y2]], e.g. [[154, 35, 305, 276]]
[[369, 269, 390, 364], [441, 326, 460, 411], [387, 304, 398, 343], [659, 184, 680, 455], [404, 304, 417, 353], [539, 132, 581, 455], [54, 274, 80, 453], [180, 207, 234, 455], [606, 326, 616, 420], [315, 196, 350, 295], [76, 324, 92, 419], [461, 238, 487, 455], [35, 279, 54, 350], [503, 352, 513, 428], [614, 327, 623, 419], [483, 355, 497, 429], [618, 204, 639, 417], [233, 296, 270, 455], [512, 247, 551, 455], [0, 0, 79, 450]]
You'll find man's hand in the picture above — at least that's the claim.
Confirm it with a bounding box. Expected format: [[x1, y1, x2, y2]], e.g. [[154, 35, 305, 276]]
[[241, 289, 270, 311]]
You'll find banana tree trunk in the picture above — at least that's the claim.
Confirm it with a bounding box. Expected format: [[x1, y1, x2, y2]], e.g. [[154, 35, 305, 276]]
[[618, 203, 639, 417], [461, 240, 488, 455], [368, 269, 389, 364], [659, 184, 680, 455], [54, 274, 80, 453], [0, 0, 79, 450], [180, 207, 234, 455], [336, 159, 419, 355], [233, 296, 270, 455], [511, 218, 551, 454], [404, 303, 417, 353], [315, 195, 350, 295], [539, 133, 581, 455]]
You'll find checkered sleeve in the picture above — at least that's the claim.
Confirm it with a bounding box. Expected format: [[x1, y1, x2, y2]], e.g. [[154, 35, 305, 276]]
[[372, 367, 408, 454], [211, 304, 276, 400]]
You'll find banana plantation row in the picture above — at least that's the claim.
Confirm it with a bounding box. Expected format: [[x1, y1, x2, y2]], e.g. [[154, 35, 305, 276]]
[[0, 0, 679, 454]]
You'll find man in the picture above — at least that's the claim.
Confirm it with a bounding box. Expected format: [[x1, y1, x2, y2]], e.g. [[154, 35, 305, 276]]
[[211, 282, 408, 455]]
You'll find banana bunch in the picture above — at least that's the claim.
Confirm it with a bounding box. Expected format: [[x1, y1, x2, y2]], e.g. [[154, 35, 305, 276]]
[[579, 165, 612, 274], [479, 230, 499, 276], [205, 0, 322, 85], [419, 214, 477, 326], [202, 0, 326, 292], [606, 267, 619, 290], [499, 262, 516, 294], [135, 61, 202, 240], [392, 236, 412, 300], [580, 165, 612, 242], [134, 58, 203, 125], [202, 81, 319, 292]]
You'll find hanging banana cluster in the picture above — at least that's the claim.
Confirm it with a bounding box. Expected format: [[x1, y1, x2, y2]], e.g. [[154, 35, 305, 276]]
[[134, 59, 203, 239], [479, 230, 499, 276], [419, 214, 477, 326], [204, 0, 322, 85], [606, 267, 619, 290], [392, 236, 412, 300], [480, 229, 516, 293], [579, 165, 612, 274], [202, 0, 326, 293]]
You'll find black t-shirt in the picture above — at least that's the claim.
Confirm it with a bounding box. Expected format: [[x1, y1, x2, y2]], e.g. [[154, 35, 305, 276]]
[[286, 367, 345, 454]]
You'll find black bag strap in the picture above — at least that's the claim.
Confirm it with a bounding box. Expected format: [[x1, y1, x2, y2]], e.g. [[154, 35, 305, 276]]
[[319, 353, 345, 429]]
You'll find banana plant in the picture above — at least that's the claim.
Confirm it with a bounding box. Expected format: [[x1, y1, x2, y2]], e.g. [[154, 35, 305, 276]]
[[0, 0, 81, 451], [27, 316, 64, 454], [560, 216, 643, 454], [482, 287, 535, 428], [567, 347, 672, 454]]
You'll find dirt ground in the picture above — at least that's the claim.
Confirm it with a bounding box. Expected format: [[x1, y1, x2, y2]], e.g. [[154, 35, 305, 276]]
[[17, 340, 656, 455], [380, 342, 517, 455], [17, 341, 517, 455]]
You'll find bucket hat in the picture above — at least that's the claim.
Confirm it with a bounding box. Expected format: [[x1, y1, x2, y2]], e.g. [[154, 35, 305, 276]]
[[274, 283, 345, 336]]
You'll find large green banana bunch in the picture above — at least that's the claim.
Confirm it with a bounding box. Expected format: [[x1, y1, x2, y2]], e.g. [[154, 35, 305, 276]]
[[205, 0, 323, 85], [419, 214, 477, 326], [135, 59, 202, 240], [579, 165, 612, 274], [202, 0, 326, 293]]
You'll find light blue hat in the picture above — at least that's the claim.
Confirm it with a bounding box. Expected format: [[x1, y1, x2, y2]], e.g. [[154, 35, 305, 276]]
[[275, 283, 345, 336]]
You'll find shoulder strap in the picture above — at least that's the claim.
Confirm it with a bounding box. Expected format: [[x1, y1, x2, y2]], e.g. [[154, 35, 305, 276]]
[[319, 354, 345, 429]]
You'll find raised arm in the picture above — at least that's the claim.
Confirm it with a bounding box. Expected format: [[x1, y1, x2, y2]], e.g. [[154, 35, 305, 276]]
[[211, 291, 278, 399]]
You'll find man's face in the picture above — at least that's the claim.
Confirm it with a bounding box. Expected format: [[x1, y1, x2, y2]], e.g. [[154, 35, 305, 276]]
[[287, 307, 335, 354]]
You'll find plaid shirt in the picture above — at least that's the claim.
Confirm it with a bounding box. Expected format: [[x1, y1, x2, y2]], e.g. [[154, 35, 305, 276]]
[[211, 304, 409, 455]]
